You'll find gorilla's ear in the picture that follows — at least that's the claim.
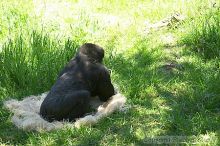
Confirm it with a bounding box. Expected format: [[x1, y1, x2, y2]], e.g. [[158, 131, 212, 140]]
[[79, 43, 104, 63]]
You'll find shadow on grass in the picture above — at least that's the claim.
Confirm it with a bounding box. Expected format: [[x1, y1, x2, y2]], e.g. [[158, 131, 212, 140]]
[[1, 28, 219, 145], [160, 60, 220, 136], [159, 8, 220, 143], [153, 14, 220, 144], [105, 39, 164, 106], [0, 107, 32, 145]]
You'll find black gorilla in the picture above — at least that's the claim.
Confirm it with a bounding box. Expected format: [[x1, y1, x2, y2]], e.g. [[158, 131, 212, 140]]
[[40, 43, 115, 122]]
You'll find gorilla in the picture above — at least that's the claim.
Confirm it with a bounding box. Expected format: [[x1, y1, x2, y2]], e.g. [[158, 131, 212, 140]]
[[40, 43, 115, 122]]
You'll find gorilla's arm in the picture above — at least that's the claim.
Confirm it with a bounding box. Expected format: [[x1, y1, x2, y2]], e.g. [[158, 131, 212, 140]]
[[58, 59, 76, 77], [97, 68, 115, 102]]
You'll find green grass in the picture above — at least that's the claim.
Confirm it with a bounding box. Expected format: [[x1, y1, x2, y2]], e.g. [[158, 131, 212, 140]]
[[182, 8, 220, 59], [0, 30, 79, 97], [0, 0, 220, 145]]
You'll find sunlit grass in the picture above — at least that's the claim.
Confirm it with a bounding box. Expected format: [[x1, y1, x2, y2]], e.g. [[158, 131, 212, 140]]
[[0, 0, 220, 145]]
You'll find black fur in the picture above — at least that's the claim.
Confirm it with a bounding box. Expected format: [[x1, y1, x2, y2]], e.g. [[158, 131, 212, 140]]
[[40, 43, 115, 122]]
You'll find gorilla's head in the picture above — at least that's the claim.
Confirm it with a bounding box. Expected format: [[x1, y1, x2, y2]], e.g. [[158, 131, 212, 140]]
[[78, 43, 104, 63]]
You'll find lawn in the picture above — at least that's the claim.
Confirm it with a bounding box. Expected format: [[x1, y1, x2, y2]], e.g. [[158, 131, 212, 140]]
[[0, 0, 220, 145]]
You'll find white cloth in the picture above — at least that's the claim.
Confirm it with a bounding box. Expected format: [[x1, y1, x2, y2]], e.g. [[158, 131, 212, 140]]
[[4, 92, 126, 131]]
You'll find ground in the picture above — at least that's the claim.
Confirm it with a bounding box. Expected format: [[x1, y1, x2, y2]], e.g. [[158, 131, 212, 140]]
[[0, 0, 220, 145]]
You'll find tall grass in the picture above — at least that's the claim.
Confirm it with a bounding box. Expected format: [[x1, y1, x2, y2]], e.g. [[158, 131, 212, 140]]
[[0, 30, 79, 97], [162, 6, 220, 138], [183, 9, 220, 59]]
